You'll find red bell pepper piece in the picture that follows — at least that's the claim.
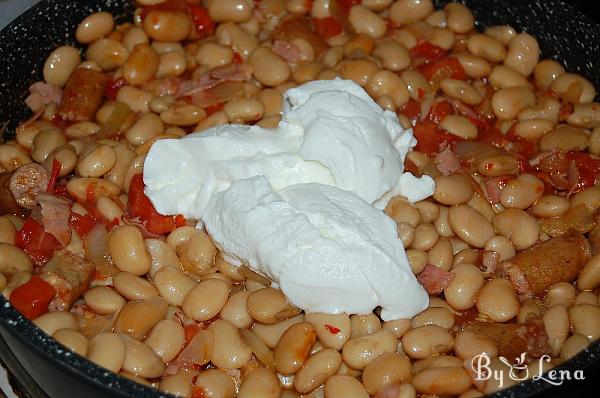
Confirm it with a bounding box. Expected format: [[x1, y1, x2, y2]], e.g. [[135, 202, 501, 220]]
[[312, 17, 343, 39], [189, 5, 214, 36], [128, 174, 175, 235], [410, 40, 447, 63], [420, 56, 467, 81], [15, 218, 62, 265], [105, 77, 127, 101], [46, 159, 62, 193], [9, 275, 56, 320]]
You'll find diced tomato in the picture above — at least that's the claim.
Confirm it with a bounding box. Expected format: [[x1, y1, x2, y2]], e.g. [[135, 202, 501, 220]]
[[336, 0, 361, 12], [420, 56, 466, 81], [567, 152, 600, 191], [105, 77, 127, 101], [189, 5, 214, 36], [184, 323, 201, 344], [192, 386, 206, 398], [128, 174, 175, 235], [50, 114, 69, 130], [204, 102, 225, 116], [313, 17, 343, 39], [46, 159, 62, 193], [559, 102, 574, 121], [477, 125, 507, 148], [174, 214, 187, 228], [9, 275, 56, 320], [409, 40, 447, 63], [505, 127, 538, 159], [15, 218, 62, 266], [398, 99, 421, 121], [232, 52, 243, 64], [324, 324, 341, 334], [428, 101, 453, 124], [69, 212, 97, 238], [413, 120, 461, 155]]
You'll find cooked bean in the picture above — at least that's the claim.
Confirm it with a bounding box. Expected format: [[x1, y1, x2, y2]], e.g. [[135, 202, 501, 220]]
[[337, 59, 379, 87], [53, 329, 88, 356], [575, 291, 598, 306], [571, 186, 600, 212], [116, 86, 153, 113], [484, 236, 516, 261], [516, 299, 542, 323], [534, 59, 566, 88], [160, 373, 193, 397], [385, 197, 422, 227], [249, 47, 291, 87], [0, 243, 33, 276], [145, 319, 185, 363], [440, 115, 478, 140], [456, 54, 491, 79], [360, 352, 411, 394], [122, 43, 159, 85], [542, 305, 569, 357], [389, 0, 434, 25], [412, 367, 472, 396], [205, 319, 252, 370], [43, 46, 81, 87], [499, 173, 544, 209], [120, 333, 165, 378], [161, 104, 206, 126], [411, 306, 454, 329], [294, 348, 342, 393], [215, 22, 258, 59], [0, 217, 16, 244], [108, 225, 152, 275], [401, 69, 428, 101], [113, 271, 158, 301], [83, 285, 125, 315], [220, 290, 253, 328], [531, 195, 569, 218], [208, 0, 252, 22], [440, 79, 482, 105], [434, 205, 454, 238], [514, 118, 554, 141], [567, 102, 600, 129], [454, 329, 497, 359], [114, 296, 168, 340], [350, 313, 381, 338], [304, 312, 351, 350], [489, 65, 530, 89], [448, 204, 495, 248], [550, 73, 596, 104], [476, 278, 519, 322], [33, 311, 77, 335], [493, 208, 539, 250], [252, 314, 304, 348], [324, 375, 369, 398], [560, 333, 589, 360], [238, 367, 281, 398], [466, 34, 506, 63], [31, 129, 66, 164], [578, 253, 600, 291], [86, 38, 128, 70], [182, 279, 230, 321], [485, 25, 517, 44], [43, 144, 77, 177], [156, 51, 186, 78], [504, 33, 539, 76], [410, 223, 438, 251], [373, 39, 410, 72], [569, 304, 600, 341], [87, 332, 125, 372], [144, 11, 190, 42], [274, 322, 317, 375], [77, 145, 117, 177], [247, 287, 301, 324], [76, 12, 114, 44], [433, 174, 474, 205], [544, 282, 577, 308], [366, 70, 409, 107], [491, 87, 536, 119], [224, 98, 265, 122], [427, 238, 453, 271], [540, 124, 589, 152], [444, 2, 474, 33], [401, 325, 453, 359]]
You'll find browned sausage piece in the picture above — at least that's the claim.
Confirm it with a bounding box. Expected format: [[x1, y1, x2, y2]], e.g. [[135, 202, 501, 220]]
[[39, 249, 95, 311], [0, 163, 49, 215], [464, 318, 549, 361], [58, 68, 107, 122], [497, 231, 591, 300], [587, 210, 600, 255]]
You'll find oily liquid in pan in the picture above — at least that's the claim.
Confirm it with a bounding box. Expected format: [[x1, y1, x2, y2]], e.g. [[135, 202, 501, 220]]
[[0, 0, 600, 398]]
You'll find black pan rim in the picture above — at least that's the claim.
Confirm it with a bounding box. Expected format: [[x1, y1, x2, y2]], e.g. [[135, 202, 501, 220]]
[[0, 0, 599, 397]]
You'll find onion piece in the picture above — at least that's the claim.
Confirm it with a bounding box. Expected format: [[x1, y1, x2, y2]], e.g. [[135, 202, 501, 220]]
[[83, 223, 119, 281], [97, 101, 132, 139], [239, 328, 274, 368], [174, 329, 214, 367]]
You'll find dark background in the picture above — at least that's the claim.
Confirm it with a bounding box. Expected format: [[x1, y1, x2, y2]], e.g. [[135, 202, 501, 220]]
[[571, 0, 600, 21]]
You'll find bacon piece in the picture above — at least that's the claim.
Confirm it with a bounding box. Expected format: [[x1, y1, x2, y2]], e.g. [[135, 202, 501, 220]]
[[176, 64, 253, 98], [273, 40, 302, 63], [497, 231, 591, 300], [464, 318, 550, 361], [24, 82, 62, 113], [39, 249, 95, 311], [273, 15, 329, 57], [434, 147, 461, 176], [483, 175, 512, 204], [38, 193, 72, 246], [481, 251, 500, 276], [58, 68, 107, 122], [417, 264, 455, 295], [8, 163, 51, 210]]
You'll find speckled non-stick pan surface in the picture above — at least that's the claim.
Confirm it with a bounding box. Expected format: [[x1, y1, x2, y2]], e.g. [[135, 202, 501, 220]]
[[0, 1, 599, 397]]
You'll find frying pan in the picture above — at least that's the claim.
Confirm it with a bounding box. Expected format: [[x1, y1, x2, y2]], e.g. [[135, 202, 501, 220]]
[[0, 0, 599, 397]]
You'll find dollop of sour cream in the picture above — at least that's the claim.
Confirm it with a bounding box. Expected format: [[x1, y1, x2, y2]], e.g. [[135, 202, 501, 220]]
[[144, 79, 433, 320]]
